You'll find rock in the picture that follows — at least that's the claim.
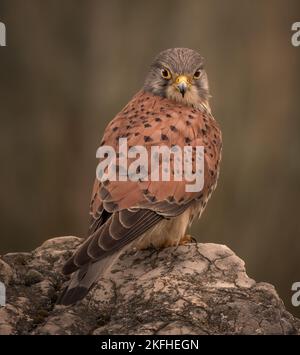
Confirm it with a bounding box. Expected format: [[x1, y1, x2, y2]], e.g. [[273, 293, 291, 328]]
[[0, 236, 299, 335], [0, 259, 14, 284], [24, 270, 44, 286]]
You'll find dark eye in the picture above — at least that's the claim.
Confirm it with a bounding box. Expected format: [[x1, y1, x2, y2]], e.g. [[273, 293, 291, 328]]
[[193, 69, 201, 79], [161, 68, 171, 80]]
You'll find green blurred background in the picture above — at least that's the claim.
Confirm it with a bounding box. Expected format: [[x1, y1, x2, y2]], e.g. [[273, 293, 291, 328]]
[[0, 0, 299, 317]]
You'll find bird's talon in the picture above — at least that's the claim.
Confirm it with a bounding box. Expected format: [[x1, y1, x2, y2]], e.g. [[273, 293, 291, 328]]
[[191, 236, 198, 244], [179, 234, 193, 245]]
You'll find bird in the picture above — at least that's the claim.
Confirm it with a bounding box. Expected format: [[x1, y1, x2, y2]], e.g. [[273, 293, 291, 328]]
[[57, 48, 222, 306]]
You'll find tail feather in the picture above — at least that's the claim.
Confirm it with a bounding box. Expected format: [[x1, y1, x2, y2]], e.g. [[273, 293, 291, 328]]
[[57, 250, 124, 306], [57, 285, 91, 306]]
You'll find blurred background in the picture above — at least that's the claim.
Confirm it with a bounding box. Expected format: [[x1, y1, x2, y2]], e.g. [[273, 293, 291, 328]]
[[0, 0, 299, 317]]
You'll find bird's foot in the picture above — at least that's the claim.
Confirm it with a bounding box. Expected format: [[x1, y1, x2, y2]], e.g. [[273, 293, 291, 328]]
[[178, 234, 194, 245], [147, 243, 160, 257]]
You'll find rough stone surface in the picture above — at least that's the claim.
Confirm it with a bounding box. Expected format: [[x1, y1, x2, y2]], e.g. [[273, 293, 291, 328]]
[[0, 236, 299, 335]]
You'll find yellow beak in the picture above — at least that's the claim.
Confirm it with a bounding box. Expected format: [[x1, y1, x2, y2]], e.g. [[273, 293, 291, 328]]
[[175, 75, 190, 97]]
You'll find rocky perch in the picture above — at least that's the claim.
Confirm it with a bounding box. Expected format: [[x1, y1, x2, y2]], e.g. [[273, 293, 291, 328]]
[[0, 236, 299, 335]]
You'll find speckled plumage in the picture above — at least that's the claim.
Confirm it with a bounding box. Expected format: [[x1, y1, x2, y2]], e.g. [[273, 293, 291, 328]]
[[58, 48, 222, 306]]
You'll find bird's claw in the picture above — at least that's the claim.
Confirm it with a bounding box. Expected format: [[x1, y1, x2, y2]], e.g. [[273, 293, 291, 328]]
[[178, 234, 195, 245]]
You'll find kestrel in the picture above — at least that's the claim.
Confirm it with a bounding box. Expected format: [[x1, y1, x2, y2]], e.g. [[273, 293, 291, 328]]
[[58, 48, 222, 305]]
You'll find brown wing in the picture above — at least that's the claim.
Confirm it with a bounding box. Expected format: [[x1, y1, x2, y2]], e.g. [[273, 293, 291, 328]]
[[63, 91, 222, 275]]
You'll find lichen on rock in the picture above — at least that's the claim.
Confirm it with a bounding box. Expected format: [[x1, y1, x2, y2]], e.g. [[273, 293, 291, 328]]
[[0, 236, 299, 335]]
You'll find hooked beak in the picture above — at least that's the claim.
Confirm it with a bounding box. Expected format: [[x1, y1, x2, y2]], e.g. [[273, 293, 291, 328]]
[[175, 75, 190, 97]]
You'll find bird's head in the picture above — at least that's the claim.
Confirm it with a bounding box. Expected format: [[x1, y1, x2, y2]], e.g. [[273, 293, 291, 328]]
[[143, 48, 210, 108]]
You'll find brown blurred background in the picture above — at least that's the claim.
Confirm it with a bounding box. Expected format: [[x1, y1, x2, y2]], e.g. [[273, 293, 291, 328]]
[[0, 0, 299, 317]]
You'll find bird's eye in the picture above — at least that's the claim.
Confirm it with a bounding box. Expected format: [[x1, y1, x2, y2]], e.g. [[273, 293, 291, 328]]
[[161, 68, 171, 80], [193, 69, 201, 79]]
